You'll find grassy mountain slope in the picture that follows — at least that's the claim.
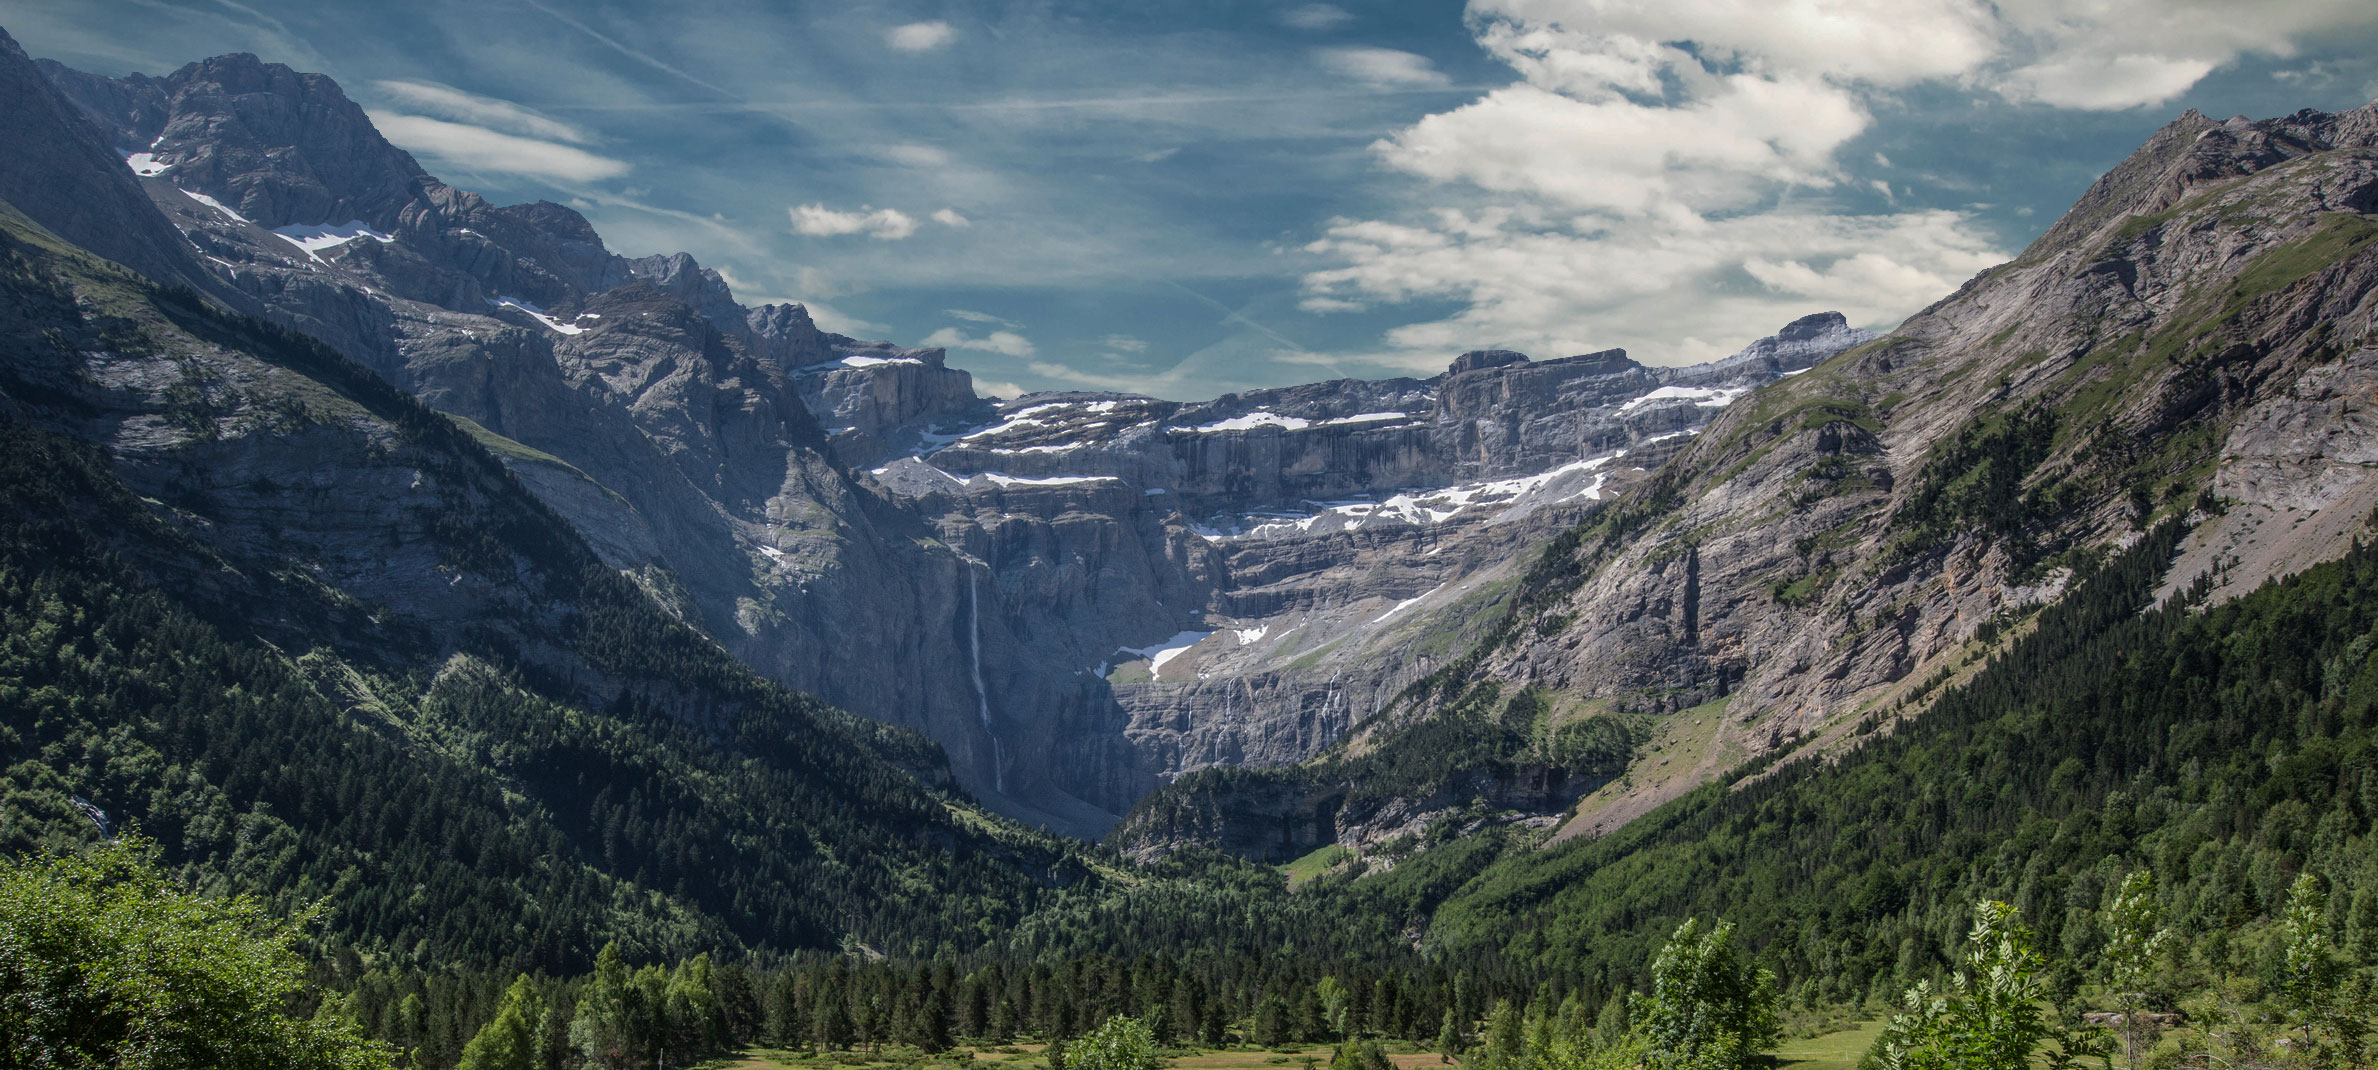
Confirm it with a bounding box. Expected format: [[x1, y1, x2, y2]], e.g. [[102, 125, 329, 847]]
[[1118, 103, 2378, 865], [1319, 510, 2378, 1007]]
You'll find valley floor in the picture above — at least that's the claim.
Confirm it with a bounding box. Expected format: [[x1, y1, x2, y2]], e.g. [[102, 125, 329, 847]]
[[1769, 1021, 1885, 1070], [721, 1044, 1447, 1070], [714, 1026, 1892, 1070]]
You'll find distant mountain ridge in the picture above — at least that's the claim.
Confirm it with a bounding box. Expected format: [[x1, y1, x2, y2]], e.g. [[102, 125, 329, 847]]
[[16, 33, 1871, 836]]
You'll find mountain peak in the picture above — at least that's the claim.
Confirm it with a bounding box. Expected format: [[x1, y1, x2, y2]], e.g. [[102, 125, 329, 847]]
[[44, 49, 428, 230], [2022, 101, 2378, 262], [1446, 349, 1530, 375], [0, 26, 224, 295]]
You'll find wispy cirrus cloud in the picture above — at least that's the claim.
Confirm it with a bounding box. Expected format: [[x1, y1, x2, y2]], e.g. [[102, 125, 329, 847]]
[[366, 111, 630, 182], [1279, 5, 1354, 31], [1315, 46, 1449, 88], [372, 79, 590, 143]]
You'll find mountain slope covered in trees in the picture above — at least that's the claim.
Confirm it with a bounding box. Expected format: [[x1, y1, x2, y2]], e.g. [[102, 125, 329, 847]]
[[0, 200, 1102, 969]]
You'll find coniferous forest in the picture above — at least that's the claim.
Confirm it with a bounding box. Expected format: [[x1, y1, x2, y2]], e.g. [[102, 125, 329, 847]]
[[16, 372, 2378, 1068], [9, 11, 2378, 1070]]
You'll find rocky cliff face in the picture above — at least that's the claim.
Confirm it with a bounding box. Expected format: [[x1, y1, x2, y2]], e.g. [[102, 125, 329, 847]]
[[22, 40, 1873, 836], [1116, 103, 2378, 861]]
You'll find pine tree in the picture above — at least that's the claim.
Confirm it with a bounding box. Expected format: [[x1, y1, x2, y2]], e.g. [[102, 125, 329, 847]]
[[1255, 994, 1293, 1048], [569, 944, 643, 1070], [1592, 992, 1628, 1049], [763, 974, 806, 1049], [916, 990, 954, 1053], [665, 954, 725, 1061], [458, 975, 543, 1070], [1202, 991, 1231, 1047]]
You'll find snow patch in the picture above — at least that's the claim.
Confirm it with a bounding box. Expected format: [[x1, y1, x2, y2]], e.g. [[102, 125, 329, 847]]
[[958, 415, 1050, 442], [1372, 585, 1445, 624], [124, 152, 171, 176], [1233, 626, 1268, 646], [1117, 631, 1212, 680], [486, 296, 594, 336], [1317, 411, 1410, 427], [179, 189, 247, 224], [834, 354, 925, 368], [1556, 470, 1615, 504], [272, 220, 394, 254], [1188, 411, 1312, 433], [978, 472, 1115, 487], [1617, 385, 1751, 414], [1194, 451, 1627, 542]]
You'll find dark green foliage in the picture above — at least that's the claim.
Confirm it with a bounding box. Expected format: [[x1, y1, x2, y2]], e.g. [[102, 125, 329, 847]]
[[0, 836, 394, 1070], [0, 207, 1114, 972], [1890, 404, 2061, 564], [0, 415, 1092, 969], [1120, 690, 1638, 866], [1630, 919, 1776, 1070], [1332, 514, 2378, 1021]]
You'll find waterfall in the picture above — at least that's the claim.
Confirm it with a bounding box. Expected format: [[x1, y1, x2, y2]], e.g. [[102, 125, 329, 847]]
[[968, 570, 1003, 794]]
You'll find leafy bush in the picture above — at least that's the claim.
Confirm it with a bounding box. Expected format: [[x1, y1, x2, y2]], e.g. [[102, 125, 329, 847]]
[[0, 837, 393, 1070]]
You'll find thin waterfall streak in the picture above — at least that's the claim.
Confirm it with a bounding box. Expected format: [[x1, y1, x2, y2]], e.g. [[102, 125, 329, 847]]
[[968, 570, 1002, 794]]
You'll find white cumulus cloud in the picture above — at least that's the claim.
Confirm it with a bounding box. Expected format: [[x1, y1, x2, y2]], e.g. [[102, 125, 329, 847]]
[[1305, 208, 2003, 369], [790, 204, 920, 240], [787, 204, 971, 240], [922, 327, 1037, 357], [1296, 0, 2378, 370], [887, 21, 956, 53]]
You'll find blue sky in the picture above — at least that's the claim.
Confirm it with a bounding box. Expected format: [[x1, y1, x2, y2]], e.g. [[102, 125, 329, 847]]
[[9, 1, 2378, 400]]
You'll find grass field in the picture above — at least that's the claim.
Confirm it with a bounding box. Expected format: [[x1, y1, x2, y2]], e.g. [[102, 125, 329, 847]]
[[716, 1028, 1878, 1070], [1771, 1019, 1883, 1070], [1279, 845, 1353, 888], [718, 1043, 1457, 1070]]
